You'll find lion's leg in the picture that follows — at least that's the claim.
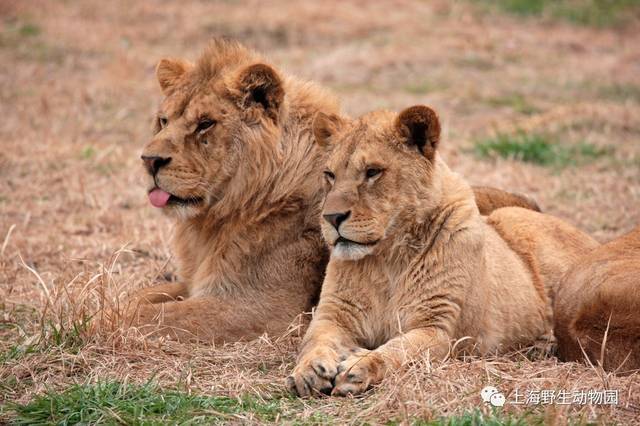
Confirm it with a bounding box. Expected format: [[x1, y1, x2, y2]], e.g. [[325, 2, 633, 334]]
[[126, 296, 266, 344], [287, 319, 357, 397], [103, 283, 189, 330], [332, 327, 450, 396], [132, 282, 189, 304]]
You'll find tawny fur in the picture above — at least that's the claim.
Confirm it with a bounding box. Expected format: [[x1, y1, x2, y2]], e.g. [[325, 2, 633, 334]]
[[131, 39, 335, 342], [130, 40, 544, 343], [554, 226, 640, 373], [287, 106, 597, 397], [473, 186, 540, 215]]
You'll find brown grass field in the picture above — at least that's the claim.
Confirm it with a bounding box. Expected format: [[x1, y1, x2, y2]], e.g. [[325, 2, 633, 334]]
[[1, 0, 640, 424]]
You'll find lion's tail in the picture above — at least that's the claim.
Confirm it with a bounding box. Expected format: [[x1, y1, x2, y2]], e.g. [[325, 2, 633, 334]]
[[563, 277, 640, 373], [471, 186, 541, 216]]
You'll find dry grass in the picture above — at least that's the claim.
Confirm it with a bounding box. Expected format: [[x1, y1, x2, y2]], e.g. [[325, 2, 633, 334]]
[[1, 0, 639, 424]]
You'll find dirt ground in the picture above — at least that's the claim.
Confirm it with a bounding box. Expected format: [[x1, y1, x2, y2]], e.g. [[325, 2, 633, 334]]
[[1, 0, 639, 424]]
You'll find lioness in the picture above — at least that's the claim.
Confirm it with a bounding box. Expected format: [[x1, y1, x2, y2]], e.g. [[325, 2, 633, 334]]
[[132, 39, 541, 343], [287, 106, 598, 396], [554, 226, 640, 372]]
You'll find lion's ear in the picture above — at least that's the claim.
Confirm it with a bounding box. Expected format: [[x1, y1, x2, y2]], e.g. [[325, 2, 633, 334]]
[[395, 105, 441, 161], [156, 58, 192, 94], [236, 63, 284, 121], [312, 112, 345, 147]]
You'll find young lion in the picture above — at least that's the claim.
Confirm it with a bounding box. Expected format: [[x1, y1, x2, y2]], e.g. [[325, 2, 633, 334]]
[[554, 226, 640, 372], [287, 106, 598, 396], [130, 39, 541, 343]]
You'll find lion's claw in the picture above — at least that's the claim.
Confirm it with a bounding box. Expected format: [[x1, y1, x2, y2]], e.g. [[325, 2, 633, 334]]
[[331, 350, 385, 396]]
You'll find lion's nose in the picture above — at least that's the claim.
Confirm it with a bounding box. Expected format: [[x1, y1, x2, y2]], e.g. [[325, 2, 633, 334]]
[[141, 155, 171, 176], [323, 211, 351, 230]]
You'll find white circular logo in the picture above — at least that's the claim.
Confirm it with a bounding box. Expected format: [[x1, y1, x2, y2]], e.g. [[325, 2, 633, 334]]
[[490, 392, 506, 407], [480, 386, 505, 407]]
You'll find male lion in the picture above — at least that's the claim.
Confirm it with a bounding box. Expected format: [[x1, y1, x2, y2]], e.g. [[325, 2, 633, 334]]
[[287, 105, 598, 396], [554, 226, 640, 372], [132, 39, 541, 343]]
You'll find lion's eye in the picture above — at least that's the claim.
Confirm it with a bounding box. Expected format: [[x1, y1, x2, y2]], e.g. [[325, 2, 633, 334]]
[[159, 117, 168, 128], [195, 119, 216, 134], [323, 170, 335, 184], [365, 168, 382, 179]]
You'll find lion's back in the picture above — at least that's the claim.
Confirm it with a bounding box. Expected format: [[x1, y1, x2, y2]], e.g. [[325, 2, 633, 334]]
[[486, 207, 599, 293]]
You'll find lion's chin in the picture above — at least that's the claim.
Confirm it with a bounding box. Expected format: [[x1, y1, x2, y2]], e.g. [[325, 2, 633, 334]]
[[331, 241, 375, 261], [161, 202, 204, 221]]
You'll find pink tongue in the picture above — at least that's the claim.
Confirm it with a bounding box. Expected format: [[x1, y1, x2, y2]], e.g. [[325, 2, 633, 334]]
[[148, 188, 171, 208]]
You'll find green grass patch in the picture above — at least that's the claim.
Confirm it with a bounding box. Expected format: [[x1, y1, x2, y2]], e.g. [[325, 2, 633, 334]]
[[81, 146, 96, 160], [41, 315, 92, 353], [413, 408, 544, 425], [476, 0, 640, 27], [598, 83, 640, 103], [0, 304, 40, 363], [404, 81, 436, 95], [485, 94, 539, 115], [0, 20, 66, 64], [473, 132, 612, 167], [8, 385, 551, 426], [487, 0, 547, 15], [0, 344, 38, 365], [8, 381, 295, 425], [0, 21, 40, 46], [454, 55, 495, 71], [18, 23, 41, 37]]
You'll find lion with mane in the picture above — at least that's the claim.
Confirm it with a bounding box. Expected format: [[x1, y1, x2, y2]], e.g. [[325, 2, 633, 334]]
[[131, 39, 540, 343]]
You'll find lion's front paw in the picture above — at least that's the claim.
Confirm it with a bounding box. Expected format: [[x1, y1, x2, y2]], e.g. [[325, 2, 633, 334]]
[[332, 349, 385, 396], [287, 346, 343, 398]]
